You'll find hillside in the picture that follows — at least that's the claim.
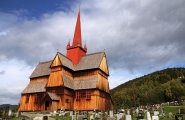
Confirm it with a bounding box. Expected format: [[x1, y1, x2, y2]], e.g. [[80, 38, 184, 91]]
[[0, 104, 18, 111], [110, 68, 185, 109]]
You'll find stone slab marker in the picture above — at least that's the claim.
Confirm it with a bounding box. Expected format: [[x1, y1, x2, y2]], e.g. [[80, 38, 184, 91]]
[[109, 110, 114, 117], [147, 112, 151, 120], [154, 111, 159, 116], [125, 115, 132, 120], [152, 116, 159, 120]]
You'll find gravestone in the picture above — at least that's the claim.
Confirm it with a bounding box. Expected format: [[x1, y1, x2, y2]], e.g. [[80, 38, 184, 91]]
[[154, 111, 159, 116], [137, 113, 144, 120], [175, 115, 183, 120], [70, 111, 73, 116], [8, 108, 12, 116], [109, 110, 114, 117], [117, 113, 123, 120], [160, 105, 164, 117], [152, 116, 159, 120], [43, 116, 48, 120], [169, 112, 173, 118], [78, 115, 84, 120], [90, 115, 94, 120], [127, 109, 130, 115], [179, 108, 185, 114], [147, 111, 151, 120], [125, 115, 132, 120], [34, 117, 43, 120], [72, 115, 76, 120]]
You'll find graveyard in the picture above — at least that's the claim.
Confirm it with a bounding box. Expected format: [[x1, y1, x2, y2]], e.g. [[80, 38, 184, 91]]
[[0, 102, 185, 120]]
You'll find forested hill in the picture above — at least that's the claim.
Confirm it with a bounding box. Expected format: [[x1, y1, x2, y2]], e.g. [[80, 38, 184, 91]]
[[110, 68, 185, 109]]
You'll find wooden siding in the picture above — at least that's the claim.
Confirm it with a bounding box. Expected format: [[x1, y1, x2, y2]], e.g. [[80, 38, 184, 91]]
[[63, 68, 73, 77], [99, 56, 109, 75], [73, 70, 98, 80], [19, 93, 44, 111], [73, 89, 113, 111], [97, 74, 109, 93], [46, 71, 63, 87], [51, 54, 62, 67]]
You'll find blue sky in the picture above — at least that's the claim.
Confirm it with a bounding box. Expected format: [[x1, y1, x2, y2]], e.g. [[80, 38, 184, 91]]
[[0, 0, 185, 104]]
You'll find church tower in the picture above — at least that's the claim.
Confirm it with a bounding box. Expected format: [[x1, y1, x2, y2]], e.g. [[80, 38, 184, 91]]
[[66, 9, 87, 64]]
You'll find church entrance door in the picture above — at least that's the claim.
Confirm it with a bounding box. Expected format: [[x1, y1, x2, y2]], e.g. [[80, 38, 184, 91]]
[[45, 101, 49, 110]]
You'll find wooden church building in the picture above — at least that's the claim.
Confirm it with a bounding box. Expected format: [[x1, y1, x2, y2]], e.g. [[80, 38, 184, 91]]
[[18, 10, 113, 112]]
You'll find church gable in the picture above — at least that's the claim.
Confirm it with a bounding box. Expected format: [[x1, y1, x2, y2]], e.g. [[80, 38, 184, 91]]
[[99, 56, 109, 75], [51, 54, 62, 67]]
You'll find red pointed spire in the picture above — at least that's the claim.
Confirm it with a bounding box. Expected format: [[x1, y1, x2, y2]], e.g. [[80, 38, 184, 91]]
[[72, 9, 82, 47], [66, 8, 87, 64]]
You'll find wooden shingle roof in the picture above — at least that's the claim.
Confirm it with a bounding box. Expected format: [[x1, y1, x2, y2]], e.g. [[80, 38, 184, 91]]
[[30, 61, 52, 78], [29, 52, 105, 78], [74, 52, 105, 71], [74, 75, 98, 90], [62, 73, 74, 89], [21, 81, 47, 94], [57, 53, 74, 70], [47, 92, 59, 101]]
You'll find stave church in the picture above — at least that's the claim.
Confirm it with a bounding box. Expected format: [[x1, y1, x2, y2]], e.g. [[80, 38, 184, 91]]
[[18, 9, 113, 112]]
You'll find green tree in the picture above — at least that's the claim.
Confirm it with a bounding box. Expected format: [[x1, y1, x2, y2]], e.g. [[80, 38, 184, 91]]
[[170, 79, 184, 102], [165, 86, 173, 101]]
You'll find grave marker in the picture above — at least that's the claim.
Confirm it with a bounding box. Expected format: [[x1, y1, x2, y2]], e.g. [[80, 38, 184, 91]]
[[109, 110, 114, 117], [77, 115, 84, 120], [154, 111, 159, 116], [152, 116, 159, 120], [72, 115, 76, 120], [125, 115, 132, 120], [147, 111, 151, 120], [175, 115, 183, 120]]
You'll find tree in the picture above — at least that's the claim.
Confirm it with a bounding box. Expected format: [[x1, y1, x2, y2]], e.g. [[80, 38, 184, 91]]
[[170, 79, 184, 102], [165, 86, 173, 101]]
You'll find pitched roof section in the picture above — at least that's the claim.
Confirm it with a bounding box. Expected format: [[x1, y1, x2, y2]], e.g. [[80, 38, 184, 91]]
[[30, 61, 52, 78], [74, 52, 105, 71], [74, 75, 98, 90], [57, 52, 74, 70], [29, 52, 106, 78], [21, 81, 47, 94], [62, 73, 74, 89], [47, 92, 59, 101]]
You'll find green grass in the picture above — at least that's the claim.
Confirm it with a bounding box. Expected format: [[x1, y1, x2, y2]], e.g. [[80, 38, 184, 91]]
[[50, 113, 72, 120]]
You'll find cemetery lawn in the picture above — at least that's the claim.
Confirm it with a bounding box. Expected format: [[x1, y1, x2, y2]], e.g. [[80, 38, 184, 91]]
[[158, 106, 185, 120], [50, 113, 72, 120]]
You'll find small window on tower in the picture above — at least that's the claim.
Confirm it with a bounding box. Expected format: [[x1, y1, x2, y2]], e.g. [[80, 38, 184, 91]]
[[66, 99, 69, 103], [25, 95, 30, 103]]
